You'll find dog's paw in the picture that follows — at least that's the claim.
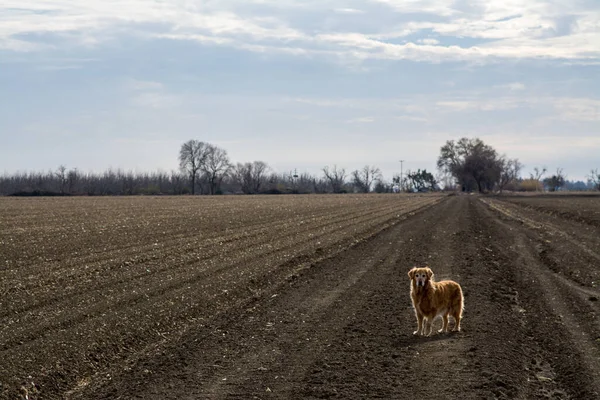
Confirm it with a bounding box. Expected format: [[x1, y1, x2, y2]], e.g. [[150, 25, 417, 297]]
[[413, 330, 421, 335]]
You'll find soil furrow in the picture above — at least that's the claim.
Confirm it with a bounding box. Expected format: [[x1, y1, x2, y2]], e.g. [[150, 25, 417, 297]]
[[1, 199, 431, 320], [0, 198, 436, 341], [479, 197, 600, 399], [3, 194, 599, 400], [1, 195, 441, 399]]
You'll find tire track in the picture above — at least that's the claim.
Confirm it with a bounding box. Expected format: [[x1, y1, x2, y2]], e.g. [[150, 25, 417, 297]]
[[479, 197, 600, 399]]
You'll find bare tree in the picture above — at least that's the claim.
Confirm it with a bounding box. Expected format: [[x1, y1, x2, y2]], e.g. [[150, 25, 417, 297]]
[[251, 161, 269, 193], [233, 161, 270, 194], [67, 168, 79, 194], [530, 166, 547, 192], [0, 168, 193, 196], [373, 179, 393, 193], [179, 140, 210, 195], [588, 169, 600, 191], [437, 137, 503, 193], [289, 172, 314, 194], [407, 169, 437, 192], [351, 165, 382, 193], [55, 165, 67, 194], [435, 171, 457, 191], [233, 162, 253, 194], [497, 158, 523, 193], [203, 144, 232, 195], [120, 170, 136, 195], [310, 177, 327, 194], [544, 168, 566, 192], [322, 165, 347, 193], [251, 171, 323, 194], [403, 169, 415, 192]]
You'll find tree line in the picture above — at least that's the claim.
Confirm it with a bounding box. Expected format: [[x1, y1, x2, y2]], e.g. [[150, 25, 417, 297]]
[[437, 137, 599, 193], [1, 137, 598, 196]]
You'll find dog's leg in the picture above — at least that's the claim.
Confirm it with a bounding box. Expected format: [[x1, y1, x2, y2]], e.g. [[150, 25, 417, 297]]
[[452, 311, 461, 332], [413, 312, 424, 335], [439, 314, 449, 333], [421, 317, 431, 336]]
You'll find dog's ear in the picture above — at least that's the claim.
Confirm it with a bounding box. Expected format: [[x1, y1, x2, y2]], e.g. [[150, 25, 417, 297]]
[[425, 267, 433, 279], [408, 267, 416, 279]]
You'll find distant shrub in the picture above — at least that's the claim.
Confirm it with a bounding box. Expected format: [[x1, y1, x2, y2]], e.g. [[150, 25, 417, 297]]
[[10, 190, 71, 197], [520, 179, 543, 192], [502, 181, 520, 192], [139, 185, 161, 195], [262, 188, 284, 195]]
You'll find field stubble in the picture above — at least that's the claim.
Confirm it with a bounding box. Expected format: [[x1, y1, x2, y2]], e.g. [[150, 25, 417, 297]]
[[0, 194, 441, 399], [1, 193, 600, 399]]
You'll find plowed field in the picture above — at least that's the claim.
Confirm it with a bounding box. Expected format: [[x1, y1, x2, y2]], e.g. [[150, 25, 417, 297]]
[[1, 194, 599, 399]]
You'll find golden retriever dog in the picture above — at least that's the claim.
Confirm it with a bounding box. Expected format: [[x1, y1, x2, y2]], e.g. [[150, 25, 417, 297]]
[[408, 266, 463, 336]]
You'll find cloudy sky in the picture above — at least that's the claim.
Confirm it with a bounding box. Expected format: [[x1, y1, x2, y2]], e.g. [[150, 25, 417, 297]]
[[1, 0, 599, 181]]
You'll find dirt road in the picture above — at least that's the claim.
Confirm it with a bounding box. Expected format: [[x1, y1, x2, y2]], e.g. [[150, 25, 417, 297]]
[[71, 195, 600, 399], [3, 194, 599, 399]]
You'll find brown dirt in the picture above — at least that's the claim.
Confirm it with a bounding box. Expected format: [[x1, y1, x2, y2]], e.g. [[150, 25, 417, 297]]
[[1, 194, 599, 399]]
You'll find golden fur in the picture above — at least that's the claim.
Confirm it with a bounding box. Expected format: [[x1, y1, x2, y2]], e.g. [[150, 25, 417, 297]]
[[408, 266, 463, 336]]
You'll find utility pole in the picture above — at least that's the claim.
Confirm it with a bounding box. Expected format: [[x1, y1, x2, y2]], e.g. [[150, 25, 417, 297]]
[[291, 168, 298, 192], [399, 160, 404, 192]]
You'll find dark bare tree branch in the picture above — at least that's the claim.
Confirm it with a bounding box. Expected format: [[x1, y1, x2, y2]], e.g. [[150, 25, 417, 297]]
[[437, 137, 504, 193], [588, 169, 600, 191], [544, 168, 566, 192], [179, 140, 210, 195], [497, 158, 523, 193], [202, 144, 232, 195], [351, 165, 382, 193], [233, 161, 270, 194], [322, 165, 347, 193]]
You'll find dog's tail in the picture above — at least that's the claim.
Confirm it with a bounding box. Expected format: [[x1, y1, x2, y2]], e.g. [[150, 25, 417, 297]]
[[452, 283, 464, 317], [452, 284, 464, 331]]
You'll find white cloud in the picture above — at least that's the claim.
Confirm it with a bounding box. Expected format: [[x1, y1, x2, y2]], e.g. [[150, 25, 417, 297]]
[[418, 38, 440, 45], [499, 82, 526, 91], [369, 0, 458, 17], [287, 94, 600, 124], [483, 135, 600, 161], [432, 95, 600, 121], [122, 77, 176, 108], [0, 37, 46, 52], [0, 0, 598, 63], [333, 8, 365, 14], [549, 97, 600, 122]]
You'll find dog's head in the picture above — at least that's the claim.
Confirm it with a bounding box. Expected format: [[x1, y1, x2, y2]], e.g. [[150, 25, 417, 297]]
[[408, 266, 434, 288]]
